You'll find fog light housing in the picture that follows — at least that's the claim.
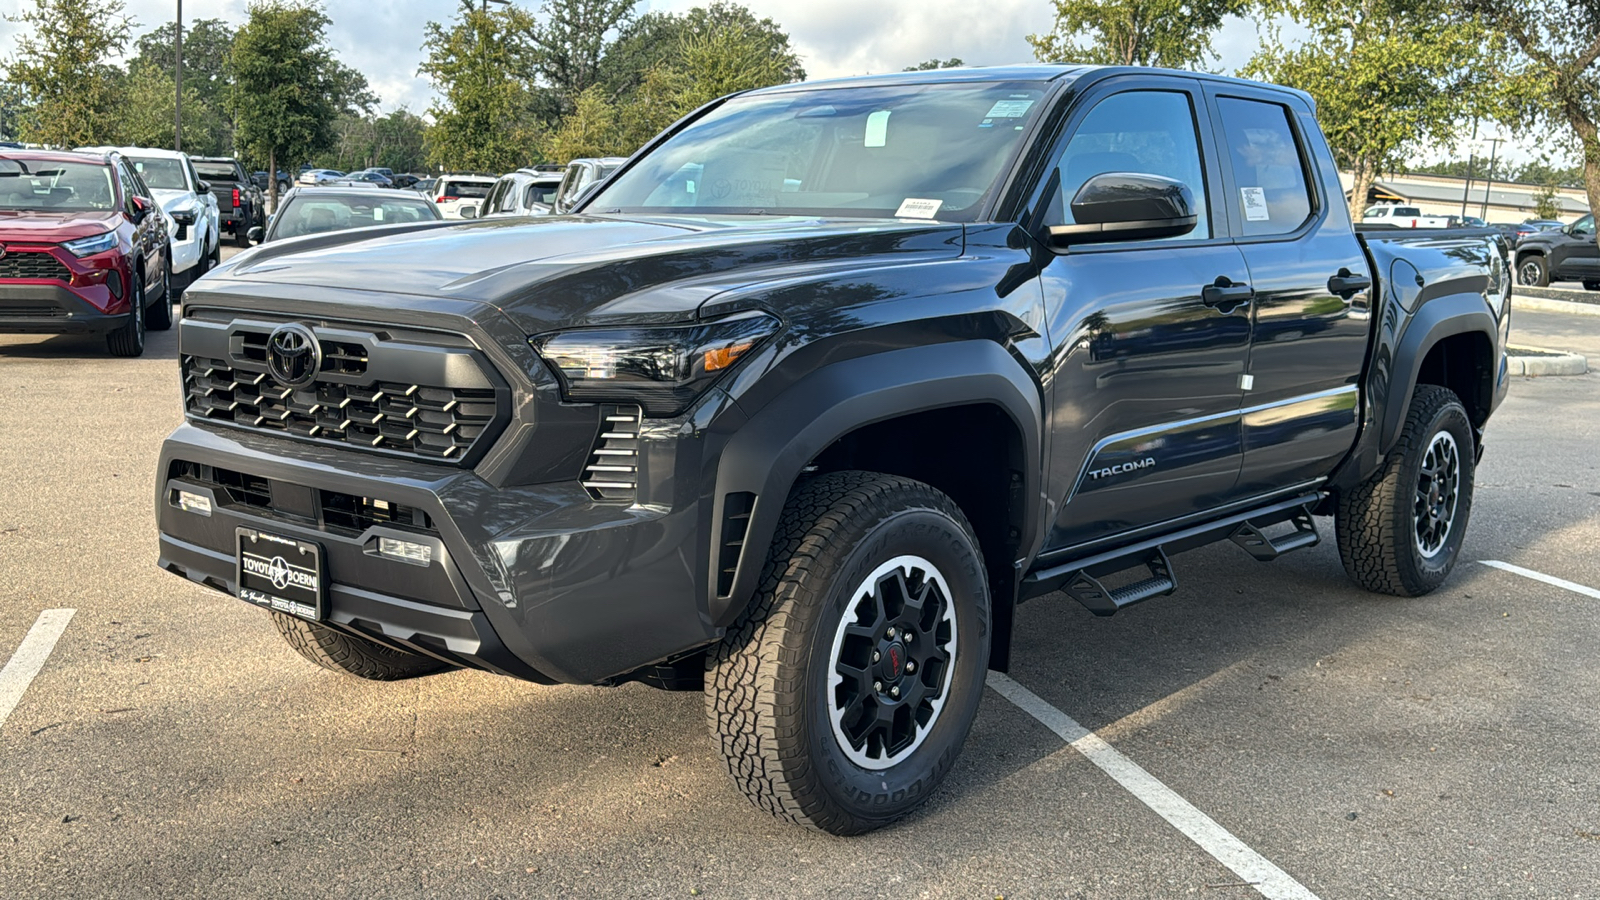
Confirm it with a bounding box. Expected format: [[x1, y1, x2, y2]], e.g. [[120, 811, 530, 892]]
[[378, 537, 432, 566], [175, 490, 212, 516]]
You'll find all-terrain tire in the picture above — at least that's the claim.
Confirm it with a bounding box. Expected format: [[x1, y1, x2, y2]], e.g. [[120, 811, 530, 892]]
[[106, 271, 146, 357], [1336, 385, 1475, 596], [1516, 254, 1549, 287], [271, 612, 452, 680], [705, 471, 991, 835], [1583, 280, 1600, 292], [146, 258, 174, 331]]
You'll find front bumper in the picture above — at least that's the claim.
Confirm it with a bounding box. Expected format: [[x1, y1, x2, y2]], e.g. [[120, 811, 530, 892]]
[[0, 246, 134, 333], [156, 411, 722, 685]]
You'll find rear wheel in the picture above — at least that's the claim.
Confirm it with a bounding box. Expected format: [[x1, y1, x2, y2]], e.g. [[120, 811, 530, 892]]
[[105, 270, 145, 357], [271, 612, 452, 680], [1516, 255, 1549, 287], [1336, 385, 1475, 596], [146, 259, 173, 331], [1583, 280, 1600, 291], [706, 471, 990, 834]]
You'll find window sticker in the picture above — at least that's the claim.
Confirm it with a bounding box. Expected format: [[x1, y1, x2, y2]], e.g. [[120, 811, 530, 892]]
[[984, 99, 1035, 118], [895, 198, 943, 219], [1241, 187, 1270, 221], [865, 110, 891, 148]]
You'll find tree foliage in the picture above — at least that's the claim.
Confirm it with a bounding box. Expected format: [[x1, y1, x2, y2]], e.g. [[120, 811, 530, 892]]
[[2, 0, 131, 148], [905, 58, 965, 71], [120, 60, 228, 154], [230, 1, 369, 205], [332, 109, 429, 174], [1244, 0, 1504, 213], [1028, 0, 1246, 69], [419, 3, 545, 173], [526, 0, 639, 114], [1460, 0, 1600, 225]]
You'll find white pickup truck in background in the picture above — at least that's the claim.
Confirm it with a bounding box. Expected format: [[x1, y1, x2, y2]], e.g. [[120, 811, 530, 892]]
[[1362, 204, 1451, 228]]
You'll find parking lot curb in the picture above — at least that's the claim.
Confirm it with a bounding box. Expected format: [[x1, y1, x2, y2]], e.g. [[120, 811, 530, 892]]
[[1506, 345, 1588, 376], [1513, 290, 1600, 317]]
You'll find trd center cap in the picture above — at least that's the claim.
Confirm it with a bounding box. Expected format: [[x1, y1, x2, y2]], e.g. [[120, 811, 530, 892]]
[[882, 642, 906, 681]]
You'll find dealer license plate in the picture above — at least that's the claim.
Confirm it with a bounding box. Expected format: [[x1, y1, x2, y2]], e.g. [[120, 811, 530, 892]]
[[236, 528, 325, 621]]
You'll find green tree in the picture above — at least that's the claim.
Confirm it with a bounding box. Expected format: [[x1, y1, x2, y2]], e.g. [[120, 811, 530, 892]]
[[905, 57, 965, 71], [600, 1, 803, 99], [131, 18, 235, 117], [2, 0, 131, 147], [1028, 0, 1246, 69], [528, 0, 640, 114], [333, 109, 429, 173], [1461, 0, 1600, 223], [1530, 178, 1563, 219], [230, 1, 368, 207], [419, 3, 544, 173], [1244, 1, 1503, 213], [120, 61, 226, 154], [543, 84, 622, 161]]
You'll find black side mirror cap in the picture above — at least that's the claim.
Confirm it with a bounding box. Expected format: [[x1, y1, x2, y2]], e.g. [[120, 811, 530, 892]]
[[246, 226, 264, 244], [1048, 172, 1198, 248]]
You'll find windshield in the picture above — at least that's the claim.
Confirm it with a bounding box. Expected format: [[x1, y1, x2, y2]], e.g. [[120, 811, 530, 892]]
[[273, 195, 439, 240], [129, 157, 189, 191], [588, 81, 1050, 221], [194, 161, 239, 181], [0, 159, 117, 211]]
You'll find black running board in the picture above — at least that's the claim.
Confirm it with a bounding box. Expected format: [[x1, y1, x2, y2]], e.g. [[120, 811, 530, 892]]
[[1021, 492, 1324, 606], [1061, 548, 1176, 616], [1230, 507, 1319, 561]]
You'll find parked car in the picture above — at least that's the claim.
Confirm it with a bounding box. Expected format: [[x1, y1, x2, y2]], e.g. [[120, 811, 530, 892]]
[[1513, 213, 1599, 287], [156, 66, 1509, 835], [411, 177, 436, 194], [193, 157, 267, 247], [343, 170, 395, 188], [553, 157, 627, 213], [474, 167, 565, 218], [0, 148, 174, 355], [252, 170, 292, 194], [80, 145, 221, 293], [429, 173, 496, 219], [296, 169, 346, 186], [1361, 204, 1451, 228], [246, 186, 442, 244]]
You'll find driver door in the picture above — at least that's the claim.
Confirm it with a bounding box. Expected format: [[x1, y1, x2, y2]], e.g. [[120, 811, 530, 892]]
[[1554, 214, 1598, 281]]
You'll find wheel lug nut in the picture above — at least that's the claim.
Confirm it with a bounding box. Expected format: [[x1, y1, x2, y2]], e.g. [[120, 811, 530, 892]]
[[903, 632, 913, 644], [886, 627, 896, 640], [872, 651, 881, 662], [905, 661, 915, 674], [873, 681, 883, 692], [890, 686, 900, 698]]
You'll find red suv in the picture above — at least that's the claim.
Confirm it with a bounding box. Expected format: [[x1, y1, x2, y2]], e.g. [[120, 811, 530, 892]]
[[0, 149, 174, 356]]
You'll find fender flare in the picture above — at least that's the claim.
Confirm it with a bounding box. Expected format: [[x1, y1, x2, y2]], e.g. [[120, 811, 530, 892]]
[[707, 340, 1044, 627], [1379, 292, 1498, 453]]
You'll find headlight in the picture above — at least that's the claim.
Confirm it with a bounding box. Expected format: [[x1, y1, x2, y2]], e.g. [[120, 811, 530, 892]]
[[169, 209, 196, 226], [531, 311, 780, 416], [61, 231, 118, 257]]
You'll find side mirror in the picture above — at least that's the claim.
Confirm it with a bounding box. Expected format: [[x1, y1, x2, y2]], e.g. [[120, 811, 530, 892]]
[[130, 195, 151, 222], [197, 180, 212, 194], [459, 205, 478, 218], [246, 226, 264, 244], [1047, 172, 1198, 248]]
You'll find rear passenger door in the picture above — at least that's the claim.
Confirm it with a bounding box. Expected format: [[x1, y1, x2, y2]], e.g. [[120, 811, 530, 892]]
[[1035, 76, 1255, 551], [1203, 83, 1372, 493]]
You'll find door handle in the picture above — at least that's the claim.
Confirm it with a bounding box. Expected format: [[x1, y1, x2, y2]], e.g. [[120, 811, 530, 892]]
[[1328, 269, 1372, 296], [1202, 278, 1253, 313]]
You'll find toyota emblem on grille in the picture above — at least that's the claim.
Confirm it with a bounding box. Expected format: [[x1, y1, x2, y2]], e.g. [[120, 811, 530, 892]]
[[266, 323, 322, 389]]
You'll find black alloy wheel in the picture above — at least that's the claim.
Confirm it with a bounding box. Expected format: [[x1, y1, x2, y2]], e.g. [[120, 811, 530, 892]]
[[1516, 256, 1549, 287]]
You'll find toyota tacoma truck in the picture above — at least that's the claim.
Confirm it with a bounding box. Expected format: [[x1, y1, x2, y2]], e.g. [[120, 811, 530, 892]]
[[155, 66, 1510, 835]]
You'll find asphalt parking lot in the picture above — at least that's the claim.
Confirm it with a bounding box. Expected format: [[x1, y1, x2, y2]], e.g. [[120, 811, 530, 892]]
[[2, 275, 1598, 898]]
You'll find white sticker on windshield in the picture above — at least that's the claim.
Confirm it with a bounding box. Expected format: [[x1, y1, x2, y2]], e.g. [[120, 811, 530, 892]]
[[865, 110, 891, 148], [895, 198, 943, 219], [1241, 187, 1271, 221], [984, 99, 1035, 119]]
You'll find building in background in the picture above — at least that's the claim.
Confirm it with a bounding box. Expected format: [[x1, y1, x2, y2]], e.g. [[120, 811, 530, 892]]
[[1341, 171, 1590, 223]]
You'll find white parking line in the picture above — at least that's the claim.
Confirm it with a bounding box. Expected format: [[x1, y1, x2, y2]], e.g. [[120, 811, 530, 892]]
[[0, 609, 76, 731], [1480, 560, 1600, 600], [987, 672, 1321, 900]]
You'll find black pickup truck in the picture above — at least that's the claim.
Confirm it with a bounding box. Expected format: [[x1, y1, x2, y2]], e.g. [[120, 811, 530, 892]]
[[192, 156, 266, 248], [156, 66, 1509, 835]]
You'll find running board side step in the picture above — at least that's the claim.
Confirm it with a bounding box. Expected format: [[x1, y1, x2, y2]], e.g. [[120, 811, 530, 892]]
[[1230, 507, 1319, 561], [1061, 548, 1176, 617]]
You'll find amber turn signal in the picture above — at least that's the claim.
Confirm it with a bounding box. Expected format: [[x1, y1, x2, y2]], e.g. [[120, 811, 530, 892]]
[[704, 342, 755, 372]]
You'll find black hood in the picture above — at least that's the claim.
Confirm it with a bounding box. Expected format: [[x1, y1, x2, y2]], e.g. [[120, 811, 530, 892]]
[[215, 214, 964, 335]]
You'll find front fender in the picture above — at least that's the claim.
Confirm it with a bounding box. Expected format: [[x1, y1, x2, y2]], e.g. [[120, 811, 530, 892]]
[[707, 340, 1043, 626]]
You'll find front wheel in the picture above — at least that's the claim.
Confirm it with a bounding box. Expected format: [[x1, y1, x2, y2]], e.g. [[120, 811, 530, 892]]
[[1582, 280, 1600, 292], [1336, 385, 1475, 596], [146, 258, 173, 331], [105, 270, 146, 357], [1516, 255, 1549, 287], [706, 471, 990, 835]]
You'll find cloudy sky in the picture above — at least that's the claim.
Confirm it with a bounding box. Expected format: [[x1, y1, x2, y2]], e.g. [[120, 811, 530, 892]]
[[0, 0, 1543, 164]]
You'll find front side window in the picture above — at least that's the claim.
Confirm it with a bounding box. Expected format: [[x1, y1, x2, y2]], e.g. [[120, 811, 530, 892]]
[[589, 81, 1051, 221], [0, 159, 118, 211], [1216, 97, 1313, 237], [1571, 214, 1594, 236], [1047, 90, 1210, 240]]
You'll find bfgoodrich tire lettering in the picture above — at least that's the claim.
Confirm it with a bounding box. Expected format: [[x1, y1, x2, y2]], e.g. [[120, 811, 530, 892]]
[[271, 612, 452, 680], [705, 471, 990, 835], [1335, 385, 1476, 596]]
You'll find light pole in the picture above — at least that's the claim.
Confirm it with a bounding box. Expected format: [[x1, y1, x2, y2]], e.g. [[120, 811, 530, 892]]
[[174, 0, 183, 152], [1479, 137, 1505, 221]]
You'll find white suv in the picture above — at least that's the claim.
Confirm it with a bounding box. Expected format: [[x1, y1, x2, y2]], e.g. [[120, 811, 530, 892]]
[[431, 174, 497, 220], [476, 167, 565, 218], [80, 146, 221, 289]]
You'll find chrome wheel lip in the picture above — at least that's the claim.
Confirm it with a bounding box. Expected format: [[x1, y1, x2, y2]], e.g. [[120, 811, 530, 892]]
[[826, 555, 958, 771], [1414, 430, 1461, 559]]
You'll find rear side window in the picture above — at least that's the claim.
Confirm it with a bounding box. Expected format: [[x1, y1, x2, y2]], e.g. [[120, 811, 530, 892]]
[[1049, 90, 1211, 240], [1215, 98, 1313, 237]]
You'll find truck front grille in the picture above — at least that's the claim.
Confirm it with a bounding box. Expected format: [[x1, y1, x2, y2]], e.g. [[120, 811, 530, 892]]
[[582, 404, 641, 502], [0, 251, 71, 282]]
